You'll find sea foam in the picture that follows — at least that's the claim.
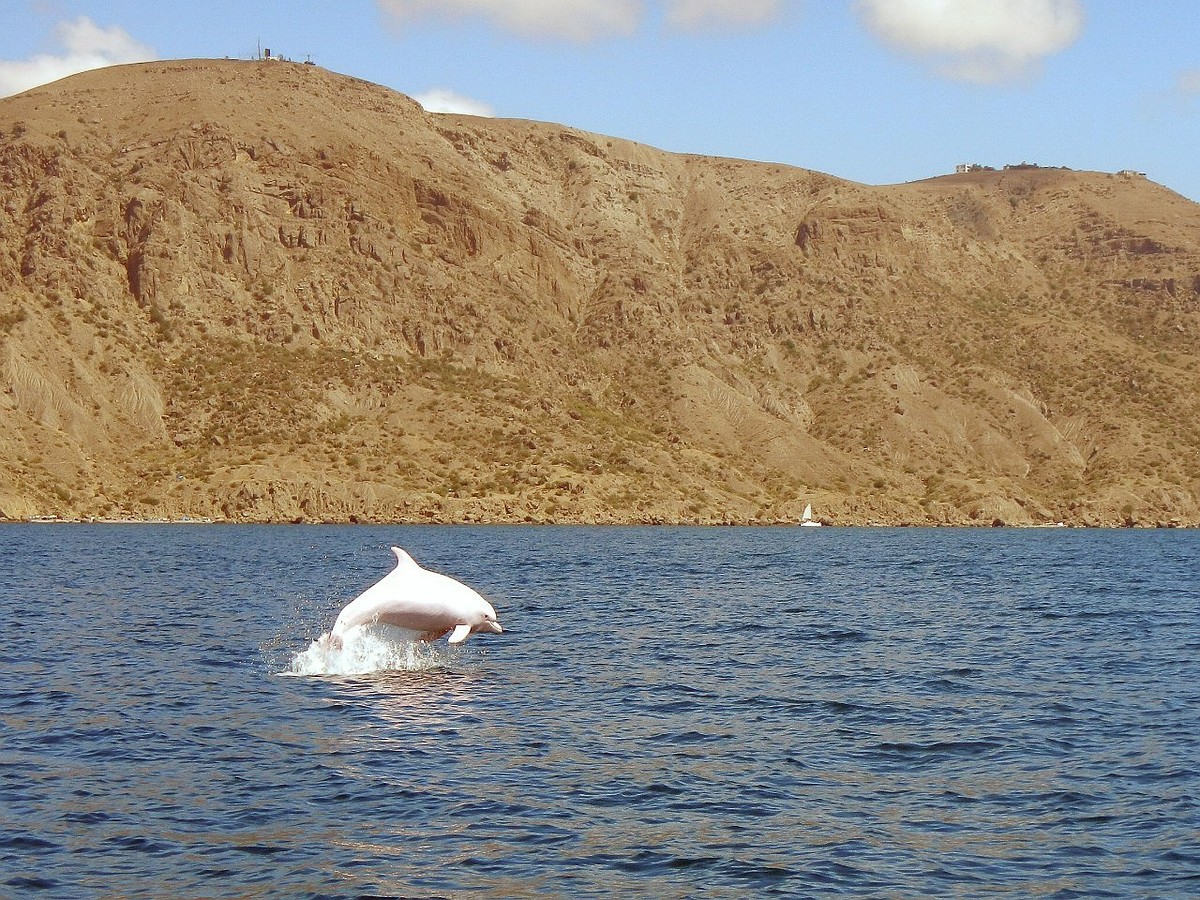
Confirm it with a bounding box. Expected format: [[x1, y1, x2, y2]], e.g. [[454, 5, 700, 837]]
[[285, 624, 454, 676]]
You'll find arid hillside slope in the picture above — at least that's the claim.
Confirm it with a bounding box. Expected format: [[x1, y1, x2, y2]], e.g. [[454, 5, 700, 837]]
[[2, 59, 1199, 525]]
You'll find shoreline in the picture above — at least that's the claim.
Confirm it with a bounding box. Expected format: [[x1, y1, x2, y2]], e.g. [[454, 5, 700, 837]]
[[3, 516, 1194, 529]]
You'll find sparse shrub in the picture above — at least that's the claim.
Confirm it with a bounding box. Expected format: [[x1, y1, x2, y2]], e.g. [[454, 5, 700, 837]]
[[0, 306, 27, 332]]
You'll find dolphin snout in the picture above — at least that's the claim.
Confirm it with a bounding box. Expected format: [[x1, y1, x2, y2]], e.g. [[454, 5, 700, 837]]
[[485, 620, 504, 634]]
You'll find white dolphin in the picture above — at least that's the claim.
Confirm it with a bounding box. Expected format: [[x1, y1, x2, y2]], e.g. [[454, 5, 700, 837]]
[[320, 546, 503, 649]]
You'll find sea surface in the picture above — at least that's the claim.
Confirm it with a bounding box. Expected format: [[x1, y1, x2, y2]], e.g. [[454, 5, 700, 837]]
[[2, 524, 1198, 898]]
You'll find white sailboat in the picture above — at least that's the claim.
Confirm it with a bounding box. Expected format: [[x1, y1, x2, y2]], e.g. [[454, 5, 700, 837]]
[[800, 503, 822, 527]]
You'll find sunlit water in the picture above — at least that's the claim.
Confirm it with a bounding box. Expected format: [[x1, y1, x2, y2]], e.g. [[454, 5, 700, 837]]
[[2, 525, 1198, 898]]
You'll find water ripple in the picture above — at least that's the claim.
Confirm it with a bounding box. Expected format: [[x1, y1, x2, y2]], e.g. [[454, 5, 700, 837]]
[[1, 525, 1198, 897]]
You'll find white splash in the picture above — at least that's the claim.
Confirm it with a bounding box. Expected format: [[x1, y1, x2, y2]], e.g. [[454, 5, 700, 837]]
[[284, 624, 456, 676]]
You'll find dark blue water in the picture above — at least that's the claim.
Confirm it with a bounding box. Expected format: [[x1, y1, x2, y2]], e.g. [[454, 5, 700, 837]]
[[2, 525, 1198, 898]]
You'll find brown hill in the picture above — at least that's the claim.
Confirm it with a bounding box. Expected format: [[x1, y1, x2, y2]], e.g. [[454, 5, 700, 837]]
[[2, 59, 1199, 526]]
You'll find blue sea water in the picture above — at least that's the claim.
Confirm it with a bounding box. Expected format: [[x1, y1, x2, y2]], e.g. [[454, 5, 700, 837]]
[[1, 524, 1198, 898]]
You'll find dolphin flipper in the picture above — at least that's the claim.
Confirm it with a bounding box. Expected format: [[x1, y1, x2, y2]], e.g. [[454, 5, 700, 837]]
[[448, 623, 473, 644]]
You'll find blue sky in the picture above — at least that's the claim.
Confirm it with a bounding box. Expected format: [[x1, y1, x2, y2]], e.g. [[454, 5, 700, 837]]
[[2, 1, 1198, 201]]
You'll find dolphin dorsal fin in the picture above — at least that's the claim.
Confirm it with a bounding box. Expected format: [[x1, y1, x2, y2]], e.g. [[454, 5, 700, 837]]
[[390, 546, 420, 569], [448, 623, 473, 644]]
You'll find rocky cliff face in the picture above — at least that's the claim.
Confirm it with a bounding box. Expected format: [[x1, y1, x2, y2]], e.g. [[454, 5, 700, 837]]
[[2, 59, 1199, 525]]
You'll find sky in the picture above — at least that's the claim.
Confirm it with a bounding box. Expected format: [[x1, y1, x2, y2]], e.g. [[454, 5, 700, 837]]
[[1, 1, 1198, 201]]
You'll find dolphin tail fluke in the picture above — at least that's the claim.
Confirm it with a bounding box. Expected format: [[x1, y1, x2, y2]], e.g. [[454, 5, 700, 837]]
[[317, 631, 343, 651]]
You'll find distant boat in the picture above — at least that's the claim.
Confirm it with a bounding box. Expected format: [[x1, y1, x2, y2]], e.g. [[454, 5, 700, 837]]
[[800, 504, 822, 527]]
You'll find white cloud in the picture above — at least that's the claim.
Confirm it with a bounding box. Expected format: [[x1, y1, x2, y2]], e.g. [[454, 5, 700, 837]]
[[855, 0, 1084, 84], [664, 0, 784, 30], [378, 0, 793, 40], [378, 0, 641, 42], [1177, 69, 1200, 98], [0, 17, 155, 97], [414, 88, 495, 116]]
